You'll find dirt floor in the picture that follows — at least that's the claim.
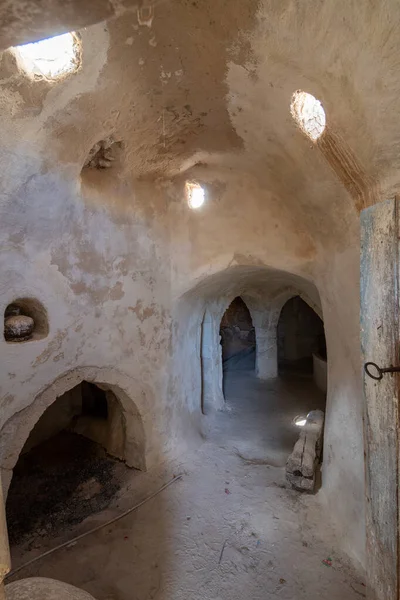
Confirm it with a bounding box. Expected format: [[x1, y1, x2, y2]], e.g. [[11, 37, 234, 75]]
[[6, 431, 126, 548], [6, 368, 365, 599]]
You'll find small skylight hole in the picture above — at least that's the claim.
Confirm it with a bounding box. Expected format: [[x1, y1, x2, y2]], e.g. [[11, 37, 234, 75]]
[[14, 32, 81, 79], [290, 91, 326, 141], [186, 182, 205, 209], [294, 415, 307, 427]]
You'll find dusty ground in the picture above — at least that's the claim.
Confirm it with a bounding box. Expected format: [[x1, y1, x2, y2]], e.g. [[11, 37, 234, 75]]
[[7, 368, 365, 599], [6, 432, 126, 547]]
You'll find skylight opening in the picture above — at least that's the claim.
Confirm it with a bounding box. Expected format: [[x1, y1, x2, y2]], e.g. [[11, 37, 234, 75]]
[[290, 90, 326, 141], [14, 32, 81, 80], [186, 181, 205, 209]]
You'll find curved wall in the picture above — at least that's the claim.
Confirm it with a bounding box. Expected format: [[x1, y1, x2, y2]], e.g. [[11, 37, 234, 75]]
[[0, 1, 373, 569]]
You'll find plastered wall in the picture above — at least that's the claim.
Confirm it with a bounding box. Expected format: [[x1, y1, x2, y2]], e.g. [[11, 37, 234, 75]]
[[2, 0, 393, 570]]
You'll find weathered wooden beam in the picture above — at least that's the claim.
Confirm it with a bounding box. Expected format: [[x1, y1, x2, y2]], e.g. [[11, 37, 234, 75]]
[[286, 410, 324, 492], [361, 197, 400, 600]]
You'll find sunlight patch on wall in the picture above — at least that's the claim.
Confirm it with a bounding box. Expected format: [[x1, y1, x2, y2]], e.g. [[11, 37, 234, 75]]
[[293, 415, 307, 427]]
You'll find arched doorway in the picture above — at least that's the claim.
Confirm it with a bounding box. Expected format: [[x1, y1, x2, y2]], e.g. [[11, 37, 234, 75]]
[[219, 297, 256, 373], [5, 378, 141, 545], [218, 297, 256, 402], [277, 296, 327, 383]]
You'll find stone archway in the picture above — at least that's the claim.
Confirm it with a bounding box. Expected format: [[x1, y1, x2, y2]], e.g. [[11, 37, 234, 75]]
[[277, 295, 326, 375], [200, 295, 259, 414], [256, 287, 324, 380], [219, 296, 256, 370], [0, 366, 150, 496]]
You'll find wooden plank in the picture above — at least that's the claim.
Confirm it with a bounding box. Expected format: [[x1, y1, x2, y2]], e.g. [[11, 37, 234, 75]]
[[286, 410, 324, 492], [361, 198, 400, 600]]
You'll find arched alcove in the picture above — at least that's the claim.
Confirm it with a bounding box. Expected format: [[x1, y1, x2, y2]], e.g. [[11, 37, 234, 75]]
[[3, 370, 150, 545], [4, 298, 49, 342], [14, 380, 127, 462], [0, 367, 150, 502]]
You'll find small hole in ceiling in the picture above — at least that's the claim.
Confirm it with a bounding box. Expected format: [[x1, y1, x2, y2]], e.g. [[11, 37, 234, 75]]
[[14, 32, 81, 80], [290, 91, 326, 141], [186, 181, 205, 209], [293, 415, 307, 427]]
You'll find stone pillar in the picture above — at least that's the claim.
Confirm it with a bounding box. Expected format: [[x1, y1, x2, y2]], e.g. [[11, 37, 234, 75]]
[[255, 328, 278, 379], [201, 312, 224, 414]]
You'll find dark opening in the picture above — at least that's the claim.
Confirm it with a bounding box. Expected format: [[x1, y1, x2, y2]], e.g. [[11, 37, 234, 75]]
[[220, 297, 256, 372], [6, 381, 127, 547], [277, 296, 326, 374], [81, 381, 108, 418]]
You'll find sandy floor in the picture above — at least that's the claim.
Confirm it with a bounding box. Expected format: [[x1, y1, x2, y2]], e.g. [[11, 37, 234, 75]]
[[7, 369, 365, 599]]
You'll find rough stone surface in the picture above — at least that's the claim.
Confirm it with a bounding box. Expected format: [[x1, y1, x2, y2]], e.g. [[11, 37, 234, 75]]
[[0, 0, 387, 571], [4, 316, 34, 342], [5, 577, 96, 600]]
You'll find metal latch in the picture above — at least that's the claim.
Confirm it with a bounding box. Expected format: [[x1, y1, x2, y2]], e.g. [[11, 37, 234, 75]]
[[364, 362, 400, 381]]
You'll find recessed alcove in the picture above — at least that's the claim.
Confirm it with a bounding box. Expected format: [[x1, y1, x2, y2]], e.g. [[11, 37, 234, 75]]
[[6, 380, 129, 544], [80, 136, 125, 193], [83, 137, 124, 171], [4, 298, 49, 343]]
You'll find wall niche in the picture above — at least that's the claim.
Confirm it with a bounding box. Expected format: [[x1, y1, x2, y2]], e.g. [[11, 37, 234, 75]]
[[83, 136, 123, 170], [4, 298, 49, 343]]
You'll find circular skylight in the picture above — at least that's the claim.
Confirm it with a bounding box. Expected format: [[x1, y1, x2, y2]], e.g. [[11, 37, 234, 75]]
[[186, 181, 205, 209], [15, 32, 80, 79], [290, 91, 326, 141]]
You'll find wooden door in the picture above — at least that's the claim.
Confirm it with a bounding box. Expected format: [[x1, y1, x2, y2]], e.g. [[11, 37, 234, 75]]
[[361, 197, 400, 600]]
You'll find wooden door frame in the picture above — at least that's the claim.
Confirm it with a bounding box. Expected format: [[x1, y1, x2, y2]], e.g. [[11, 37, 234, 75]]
[[361, 197, 400, 600]]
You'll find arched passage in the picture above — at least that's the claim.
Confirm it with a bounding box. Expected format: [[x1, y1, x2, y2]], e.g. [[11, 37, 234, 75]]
[[183, 266, 326, 414], [257, 288, 324, 380], [277, 295, 327, 380], [199, 295, 258, 414], [195, 279, 327, 473], [220, 296, 256, 373]]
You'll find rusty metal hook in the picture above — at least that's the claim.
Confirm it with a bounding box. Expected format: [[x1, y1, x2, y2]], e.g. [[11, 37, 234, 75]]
[[364, 362, 400, 381]]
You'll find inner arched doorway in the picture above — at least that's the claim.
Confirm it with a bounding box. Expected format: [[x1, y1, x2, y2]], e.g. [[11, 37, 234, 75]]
[[220, 297, 256, 374], [277, 295, 327, 386], [5, 379, 140, 545]]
